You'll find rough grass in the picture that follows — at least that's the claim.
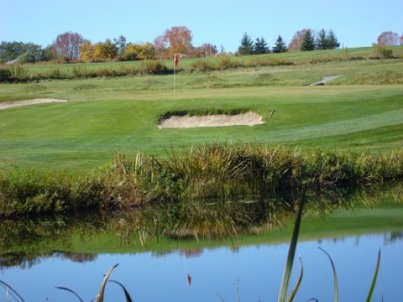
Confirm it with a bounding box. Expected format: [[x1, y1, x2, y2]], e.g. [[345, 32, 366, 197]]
[[0, 145, 401, 217]]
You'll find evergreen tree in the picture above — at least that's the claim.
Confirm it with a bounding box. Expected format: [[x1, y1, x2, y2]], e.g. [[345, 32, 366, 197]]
[[254, 37, 269, 54], [326, 29, 340, 49], [300, 29, 315, 51], [238, 33, 254, 55], [273, 35, 287, 53], [316, 29, 327, 50]]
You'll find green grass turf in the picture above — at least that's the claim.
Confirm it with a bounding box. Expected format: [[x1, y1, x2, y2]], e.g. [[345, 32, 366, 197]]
[[0, 50, 402, 171]]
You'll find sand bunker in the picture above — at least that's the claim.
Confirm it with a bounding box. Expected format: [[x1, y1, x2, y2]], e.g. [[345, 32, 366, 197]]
[[0, 98, 68, 110], [158, 111, 264, 129]]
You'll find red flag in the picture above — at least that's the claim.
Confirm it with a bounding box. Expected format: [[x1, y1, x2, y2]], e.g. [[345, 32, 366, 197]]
[[174, 54, 179, 66]]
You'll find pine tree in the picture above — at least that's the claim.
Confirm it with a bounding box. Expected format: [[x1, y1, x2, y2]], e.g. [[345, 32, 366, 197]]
[[273, 35, 287, 53], [326, 30, 340, 49], [238, 33, 254, 55], [254, 37, 269, 54], [300, 30, 315, 51], [316, 29, 327, 50]]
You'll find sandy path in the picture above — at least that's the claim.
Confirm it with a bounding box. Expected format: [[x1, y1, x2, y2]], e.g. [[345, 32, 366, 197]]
[[158, 111, 264, 129], [0, 99, 68, 110], [310, 76, 340, 86]]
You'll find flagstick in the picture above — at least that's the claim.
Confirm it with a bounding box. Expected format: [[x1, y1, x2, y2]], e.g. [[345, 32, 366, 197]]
[[174, 60, 176, 95]]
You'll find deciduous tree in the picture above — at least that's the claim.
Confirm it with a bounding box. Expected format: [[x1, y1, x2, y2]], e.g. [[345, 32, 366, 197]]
[[52, 32, 84, 61], [192, 43, 218, 57], [157, 26, 193, 58], [153, 35, 168, 59], [377, 31, 400, 46], [122, 42, 156, 60], [0, 41, 44, 63], [79, 40, 95, 62], [93, 39, 118, 61], [288, 29, 309, 52], [113, 35, 127, 56]]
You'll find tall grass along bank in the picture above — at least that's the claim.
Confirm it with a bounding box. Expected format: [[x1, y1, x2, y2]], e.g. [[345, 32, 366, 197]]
[[0, 145, 402, 217]]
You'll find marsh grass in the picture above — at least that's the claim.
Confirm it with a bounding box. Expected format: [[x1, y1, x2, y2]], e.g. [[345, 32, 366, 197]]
[[0, 145, 402, 217]]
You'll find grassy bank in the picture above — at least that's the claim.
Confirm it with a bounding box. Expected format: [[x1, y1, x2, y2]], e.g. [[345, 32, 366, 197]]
[[0, 145, 401, 217], [1, 46, 402, 83]]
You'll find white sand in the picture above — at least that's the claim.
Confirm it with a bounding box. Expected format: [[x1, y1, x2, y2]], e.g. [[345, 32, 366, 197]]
[[158, 111, 264, 129], [0, 98, 68, 110]]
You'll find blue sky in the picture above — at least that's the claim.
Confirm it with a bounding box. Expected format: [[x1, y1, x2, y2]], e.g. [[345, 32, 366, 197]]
[[1, 0, 402, 51]]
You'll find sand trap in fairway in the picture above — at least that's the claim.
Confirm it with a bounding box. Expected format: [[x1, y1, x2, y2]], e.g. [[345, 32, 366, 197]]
[[158, 111, 264, 129], [0, 98, 68, 110]]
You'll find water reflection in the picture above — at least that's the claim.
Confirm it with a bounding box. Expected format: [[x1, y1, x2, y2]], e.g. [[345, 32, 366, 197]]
[[384, 230, 403, 245], [0, 184, 401, 270], [0, 185, 402, 301], [2, 231, 403, 302]]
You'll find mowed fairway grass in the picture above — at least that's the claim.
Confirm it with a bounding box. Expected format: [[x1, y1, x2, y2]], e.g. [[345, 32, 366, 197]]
[[0, 50, 402, 171]]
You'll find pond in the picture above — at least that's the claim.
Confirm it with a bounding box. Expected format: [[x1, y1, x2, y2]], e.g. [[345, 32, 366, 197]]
[[1, 187, 402, 301]]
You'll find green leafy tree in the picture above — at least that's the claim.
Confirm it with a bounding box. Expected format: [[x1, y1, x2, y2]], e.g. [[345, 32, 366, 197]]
[[238, 33, 254, 55], [41, 45, 57, 62], [122, 42, 156, 61], [16, 43, 43, 63], [254, 37, 269, 54], [93, 39, 118, 61], [0, 41, 44, 63], [113, 35, 127, 56], [300, 29, 315, 51], [273, 35, 287, 53]]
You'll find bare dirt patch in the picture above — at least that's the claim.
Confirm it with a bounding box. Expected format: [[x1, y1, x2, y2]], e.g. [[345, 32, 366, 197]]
[[158, 111, 264, 129], [0, 98, 68, 110]]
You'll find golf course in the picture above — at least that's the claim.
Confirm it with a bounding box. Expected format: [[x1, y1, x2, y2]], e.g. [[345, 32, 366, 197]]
[[1, 39, 403, 302], [0, 47, 402, 171]]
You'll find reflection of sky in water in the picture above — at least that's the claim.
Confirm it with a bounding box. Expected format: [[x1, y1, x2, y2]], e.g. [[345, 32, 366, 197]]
[[1, 231, 402, 302]]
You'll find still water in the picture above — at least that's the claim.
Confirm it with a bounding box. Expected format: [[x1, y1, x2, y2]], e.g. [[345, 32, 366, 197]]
[[1, 189, 403, 301], [1, 232, 403, 301]]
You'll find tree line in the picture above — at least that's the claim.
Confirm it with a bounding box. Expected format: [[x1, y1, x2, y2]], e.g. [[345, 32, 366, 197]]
[[0, 27, 402, 64], [238, 28, 341, 55], [0, 26, 216, 64]]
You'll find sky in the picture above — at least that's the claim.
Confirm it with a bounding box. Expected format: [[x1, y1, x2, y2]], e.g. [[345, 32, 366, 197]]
[[1, 0, 402, 52]]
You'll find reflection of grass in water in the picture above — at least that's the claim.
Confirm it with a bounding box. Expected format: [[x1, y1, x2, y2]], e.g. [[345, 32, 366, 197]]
[[0, 190, 386, 302]]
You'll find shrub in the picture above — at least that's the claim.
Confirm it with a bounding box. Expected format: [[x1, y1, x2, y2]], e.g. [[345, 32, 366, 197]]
[[9, 64, 30, 82], [372, 45, 394, 59], [140, 61, 169, 74], [217, 55, 240, 70], [0, 68, 11, 82], [188, 59, 215, 72], [71, 65, 89, 78]]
